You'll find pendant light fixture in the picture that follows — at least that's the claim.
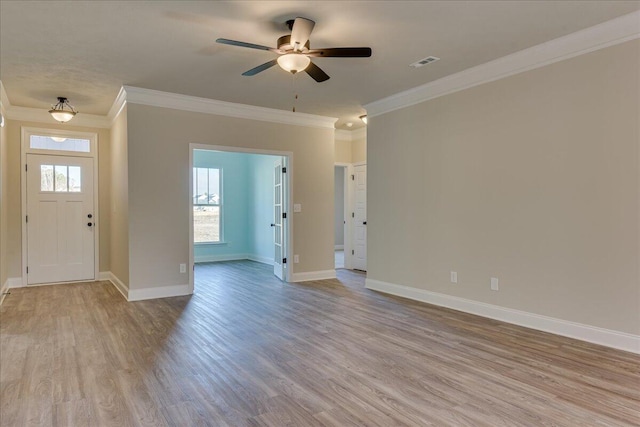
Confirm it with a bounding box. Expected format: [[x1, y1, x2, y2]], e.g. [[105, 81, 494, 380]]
[[49, 97, 77, 123]]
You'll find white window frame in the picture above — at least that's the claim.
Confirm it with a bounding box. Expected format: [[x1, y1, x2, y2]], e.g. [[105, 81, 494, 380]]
[[192, 166, 224, 244], [20, 127, 100, 286]]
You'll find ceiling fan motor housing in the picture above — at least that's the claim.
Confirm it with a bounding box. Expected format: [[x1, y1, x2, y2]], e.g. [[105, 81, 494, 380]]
[[277, 35, 310, 53]]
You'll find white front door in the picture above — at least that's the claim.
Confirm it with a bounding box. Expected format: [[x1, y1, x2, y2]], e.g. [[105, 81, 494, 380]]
[[353, 164, 367, 271], [26, 154, 95, 284], [273, 159, 285, 280]]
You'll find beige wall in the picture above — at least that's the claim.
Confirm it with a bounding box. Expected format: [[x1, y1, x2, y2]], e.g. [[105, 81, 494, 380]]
[[351, 132, 367, 164], [335, 130, 367, 165], [0, 118, 7, 286], [335, 137, 352, 164], [110, 107, 129, 286], [368, 40, 640, 335], [2, 120, 111, 278], [126, 104, 335, 290]]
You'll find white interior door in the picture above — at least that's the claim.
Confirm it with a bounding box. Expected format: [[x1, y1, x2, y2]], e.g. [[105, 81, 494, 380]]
[[273, 159, 285, 280], [27, 154, 95, 285], [353, 164, 367, 271]]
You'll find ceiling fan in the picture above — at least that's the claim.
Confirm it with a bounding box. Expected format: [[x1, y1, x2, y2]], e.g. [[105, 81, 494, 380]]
[[216, 17, 372, 82]]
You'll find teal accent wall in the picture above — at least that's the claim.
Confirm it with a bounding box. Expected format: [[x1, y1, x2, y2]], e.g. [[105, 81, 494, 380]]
[[194, 150, 250, 260], [248, 154, 277, 264]]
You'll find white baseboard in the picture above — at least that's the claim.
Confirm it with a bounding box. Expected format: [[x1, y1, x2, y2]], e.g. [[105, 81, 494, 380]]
[[194, 253, 248, 263], [334, 245, 344, 250], [7, 277, 24, 288], [365, 278, 640, 355], [99, 271, 128, 300], [247, 254, 274, 266], [128, 283, 191, 302], [0, 279, 10, 305], [291, 269, 337, 283]]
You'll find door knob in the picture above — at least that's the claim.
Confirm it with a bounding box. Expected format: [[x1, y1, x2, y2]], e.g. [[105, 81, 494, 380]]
[[87, 222, 93, 227], [87, 214, 93, 218], [363, 221, 367, 225], [270, 223, 276, 227]]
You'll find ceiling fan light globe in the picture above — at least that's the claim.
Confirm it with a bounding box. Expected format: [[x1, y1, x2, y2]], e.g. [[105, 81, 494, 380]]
[[277, 53, 311, 73]]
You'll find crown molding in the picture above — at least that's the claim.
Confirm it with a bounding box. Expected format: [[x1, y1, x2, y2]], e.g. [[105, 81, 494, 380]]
[[365, 10, 640, 117], [123, 86, 337, 130], [107, 86, 128, 124], [0, 81, 7, 112], [335, 127, 367, 142]]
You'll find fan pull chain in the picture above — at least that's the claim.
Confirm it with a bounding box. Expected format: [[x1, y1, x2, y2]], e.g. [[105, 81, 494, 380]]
[[292, 72, 299, 113]]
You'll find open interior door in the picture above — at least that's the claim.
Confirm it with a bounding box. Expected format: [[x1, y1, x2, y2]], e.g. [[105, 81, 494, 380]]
[[273, 158, 285, 280]]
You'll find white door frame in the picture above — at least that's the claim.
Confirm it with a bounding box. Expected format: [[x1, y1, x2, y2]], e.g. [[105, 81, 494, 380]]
[[21, 127, 100, 287], [352, 161, 366, 271], [188, 143, 294, 293], [335, 162, 353, 269]]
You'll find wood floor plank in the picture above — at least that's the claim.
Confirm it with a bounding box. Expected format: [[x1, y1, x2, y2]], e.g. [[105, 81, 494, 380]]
[[1, 261, 639, 426]]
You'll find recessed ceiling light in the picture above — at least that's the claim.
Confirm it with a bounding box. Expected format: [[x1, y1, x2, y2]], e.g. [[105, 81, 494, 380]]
[[346, 122, 353, 128]]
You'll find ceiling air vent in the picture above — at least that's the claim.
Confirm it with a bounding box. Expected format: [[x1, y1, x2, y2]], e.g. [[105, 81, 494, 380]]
[[410, 56, 440, 68]]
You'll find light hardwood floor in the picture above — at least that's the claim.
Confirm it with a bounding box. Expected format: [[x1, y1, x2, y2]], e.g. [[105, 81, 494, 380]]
[[1, 260, 639, 426]]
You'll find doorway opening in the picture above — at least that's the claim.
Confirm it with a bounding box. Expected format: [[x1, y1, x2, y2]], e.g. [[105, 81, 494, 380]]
[[188, 145, 292, 293], [334, 165, 348, 269]]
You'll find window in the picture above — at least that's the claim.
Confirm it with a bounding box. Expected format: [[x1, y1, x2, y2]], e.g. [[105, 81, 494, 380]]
[[40, 165, 82, 192], [193, 167, 222, 243], [30, 135, 90, 153]]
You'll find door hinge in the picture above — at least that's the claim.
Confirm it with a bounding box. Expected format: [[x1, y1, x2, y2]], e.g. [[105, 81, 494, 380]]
[[351, 174, 355, 180], [282, 258, 287, 264], [282, 212, 287, 219], [25, 164, 28, 172], [351, 212, 355, 218], [352, 250, 355, 255], [282, 167, 287, 173], [26, 266, 29, 274], [25, 215, 28, 223]]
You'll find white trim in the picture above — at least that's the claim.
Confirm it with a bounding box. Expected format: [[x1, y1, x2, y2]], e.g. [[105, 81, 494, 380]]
[[128, 284, 191, 302], [194, 253, 248, 263], [0, 80, 8, 116], [248, 254, 274, 266], [365, 11, 640, 117], [334, 245, 344, 250], [107, 87, 127, 124], [6, 277, 24, 288], [365, 278, 640, 355], [335, 127, 367, 143], [291, 270, 337, 283], [99, 271, 128, 300], [124, 86, 337, 129]]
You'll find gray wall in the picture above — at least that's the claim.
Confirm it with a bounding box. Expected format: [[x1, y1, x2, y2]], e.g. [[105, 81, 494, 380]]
[[367, 40, 640, 335]]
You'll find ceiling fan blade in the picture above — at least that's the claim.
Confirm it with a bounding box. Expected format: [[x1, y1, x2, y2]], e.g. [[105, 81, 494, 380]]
[[290, 17, 315, 51], [305, 61, 330, 82], [242, 59, 278, 76], [307, 47, 372, 58], [216, 38, 276, 52]]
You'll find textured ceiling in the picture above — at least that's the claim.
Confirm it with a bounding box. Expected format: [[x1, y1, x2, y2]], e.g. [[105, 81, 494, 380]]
[[1, 1, 639, 129]]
